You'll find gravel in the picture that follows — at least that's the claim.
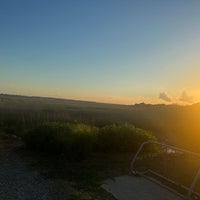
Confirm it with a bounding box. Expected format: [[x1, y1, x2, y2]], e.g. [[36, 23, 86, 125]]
[[0, 135, 73, 200]]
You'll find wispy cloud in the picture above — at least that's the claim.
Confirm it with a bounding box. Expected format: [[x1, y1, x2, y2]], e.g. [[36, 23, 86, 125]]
[[159, 92, 172, 102], [179, 91, 194, 103]]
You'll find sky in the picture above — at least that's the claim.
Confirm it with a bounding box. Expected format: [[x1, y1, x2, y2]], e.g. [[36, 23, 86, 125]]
[[0, 0, 200, 105]]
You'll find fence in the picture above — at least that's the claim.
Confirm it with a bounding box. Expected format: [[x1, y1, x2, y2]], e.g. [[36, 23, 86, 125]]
[[130, 141, 200, 200]]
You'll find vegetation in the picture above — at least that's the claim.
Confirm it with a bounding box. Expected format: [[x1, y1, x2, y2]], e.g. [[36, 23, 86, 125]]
[[1, 94, 200, 153], [96, 124, 156, 153], [21, 122, 155, 159], [1, 94, 200, 198], [28, 151, 131, 200]]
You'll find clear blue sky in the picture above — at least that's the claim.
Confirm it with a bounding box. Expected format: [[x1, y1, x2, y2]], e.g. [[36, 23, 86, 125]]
[[1, 0, 200, 104]]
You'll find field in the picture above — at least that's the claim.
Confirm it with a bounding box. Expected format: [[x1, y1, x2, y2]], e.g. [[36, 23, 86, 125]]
[[1, 94, 200, 152], [1, 94, 200, 199]]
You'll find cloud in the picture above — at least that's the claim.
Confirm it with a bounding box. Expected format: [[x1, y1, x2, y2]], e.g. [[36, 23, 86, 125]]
[[159, 92, 172, 102], [179, 91, 193, 103]]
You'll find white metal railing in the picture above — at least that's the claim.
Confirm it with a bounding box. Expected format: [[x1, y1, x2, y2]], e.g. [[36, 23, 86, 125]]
[[130, 141, 200, 200]]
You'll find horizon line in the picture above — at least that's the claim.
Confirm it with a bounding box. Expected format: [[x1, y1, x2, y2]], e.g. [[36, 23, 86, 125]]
[[0, 93, 198, 107]]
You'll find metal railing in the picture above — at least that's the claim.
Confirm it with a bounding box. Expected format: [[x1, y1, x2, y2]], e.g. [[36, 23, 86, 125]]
[[130, 141, 200, 200]]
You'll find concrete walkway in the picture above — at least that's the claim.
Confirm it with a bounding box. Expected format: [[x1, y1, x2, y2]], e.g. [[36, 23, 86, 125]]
[[102, 176, 183, 200]]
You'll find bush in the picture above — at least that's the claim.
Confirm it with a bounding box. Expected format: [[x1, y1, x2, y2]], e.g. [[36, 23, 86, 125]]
[[67, 123, 98, 159], [23, 122, 71, 154], [22, 123, 156, 159], [22, 123, 98, 159], [96, 124, 156, 152]]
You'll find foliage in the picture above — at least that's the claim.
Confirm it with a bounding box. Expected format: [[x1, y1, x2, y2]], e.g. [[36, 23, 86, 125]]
[[96, 124, 156, 152], [22, 123, 98, 159], [2, 94, 200, 153], [22, 122, 156, 159]]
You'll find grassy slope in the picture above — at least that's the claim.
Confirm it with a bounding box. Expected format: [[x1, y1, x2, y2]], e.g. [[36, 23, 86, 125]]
[[1, 94, 200, 198], [1, 94, 200, 152]]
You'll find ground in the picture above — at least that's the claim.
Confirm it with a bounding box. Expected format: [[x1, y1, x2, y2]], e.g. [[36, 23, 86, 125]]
[[0, 132, 118, 200], [1, 132, 183, 200], [0, 133, 74, 200], [102, 176, 183, 200]]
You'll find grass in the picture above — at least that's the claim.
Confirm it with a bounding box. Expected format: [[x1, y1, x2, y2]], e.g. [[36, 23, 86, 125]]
[[22, 149, 132, 200], [29, 152, 131, 185]]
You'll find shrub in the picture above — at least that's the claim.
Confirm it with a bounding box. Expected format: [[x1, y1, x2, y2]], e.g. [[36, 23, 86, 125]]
[[22, 122, 71, 154], [68, 123, 98, 159], [22, 122, 157, 159], [22, 123, 98, 159], [96, 124, 156, 152]]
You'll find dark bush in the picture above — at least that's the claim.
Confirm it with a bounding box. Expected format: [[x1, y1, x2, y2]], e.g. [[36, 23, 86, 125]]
[[22, 123, 98, 158], [96, 124, 156, 152], [22, 122, 156, 159], [67, 123, 98, 159], [23, 123, 70, 153]]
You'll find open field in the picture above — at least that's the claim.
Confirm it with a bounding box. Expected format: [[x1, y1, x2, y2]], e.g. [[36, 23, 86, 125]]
[[1, 94, 200, 152], [1, 94, 200, 199]]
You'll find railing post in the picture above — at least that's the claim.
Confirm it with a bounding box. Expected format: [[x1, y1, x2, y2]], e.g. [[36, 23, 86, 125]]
[[130, 141, 149, 175], [130, 140, 200, 199], [187, 168, 200, 200]]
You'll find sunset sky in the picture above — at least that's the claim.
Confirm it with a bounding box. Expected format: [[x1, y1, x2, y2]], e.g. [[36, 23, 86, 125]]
[[1, 0, 200, 104]]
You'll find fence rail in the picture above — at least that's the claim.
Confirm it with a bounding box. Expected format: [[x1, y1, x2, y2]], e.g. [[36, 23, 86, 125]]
[[130, 141, 200, 200]]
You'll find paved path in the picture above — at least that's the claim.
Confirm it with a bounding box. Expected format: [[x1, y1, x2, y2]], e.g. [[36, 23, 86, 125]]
[[0, 135, 73, 200], [102, 176, 183, 200]]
